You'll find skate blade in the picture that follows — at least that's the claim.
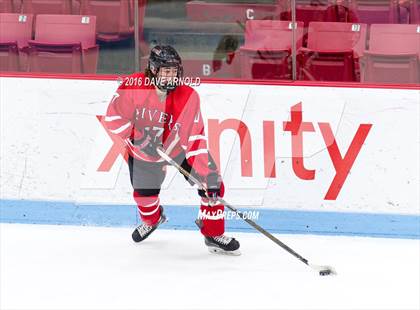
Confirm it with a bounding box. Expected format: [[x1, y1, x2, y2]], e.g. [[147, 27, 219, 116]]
[[159, 214, 168, 225], [207, 246, 241, 256]]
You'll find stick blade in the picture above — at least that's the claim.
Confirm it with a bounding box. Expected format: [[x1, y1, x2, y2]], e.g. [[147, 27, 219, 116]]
[[309, 263, 337, 276]]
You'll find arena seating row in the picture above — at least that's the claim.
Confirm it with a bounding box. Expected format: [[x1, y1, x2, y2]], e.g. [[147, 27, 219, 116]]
[[0, 13, 98, 73], [186, 0, 419, 25], [1, 0, 418, 29], [1, 13, 418, 83], [238, 20, 419, 83], [161, 20, 419, 83], [0, 0, 146, 42]]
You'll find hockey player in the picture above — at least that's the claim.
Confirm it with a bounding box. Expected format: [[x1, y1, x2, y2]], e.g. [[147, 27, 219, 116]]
[[104, 45, 240, 255]]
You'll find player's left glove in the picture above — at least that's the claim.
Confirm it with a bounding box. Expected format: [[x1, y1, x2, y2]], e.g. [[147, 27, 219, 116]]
[[131, 127, 163, 158], [205, 172, 223, 205], [133, 135, 160, 157]]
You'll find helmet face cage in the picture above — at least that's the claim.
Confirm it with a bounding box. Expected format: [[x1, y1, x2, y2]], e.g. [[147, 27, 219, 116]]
[[147, 45, 183, 91]]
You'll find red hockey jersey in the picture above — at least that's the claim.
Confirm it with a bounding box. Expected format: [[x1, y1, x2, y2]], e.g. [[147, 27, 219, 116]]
[[104, 72, 213, 178]]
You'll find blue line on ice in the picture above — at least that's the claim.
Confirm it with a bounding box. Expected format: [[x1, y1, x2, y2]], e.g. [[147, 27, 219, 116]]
[[1, 199, 419, 239]]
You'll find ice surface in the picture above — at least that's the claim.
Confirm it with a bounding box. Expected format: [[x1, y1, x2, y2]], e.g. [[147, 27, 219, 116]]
[[1, 224, 419, 310]]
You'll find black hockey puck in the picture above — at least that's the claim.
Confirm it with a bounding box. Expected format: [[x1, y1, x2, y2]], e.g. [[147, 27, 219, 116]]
[[319, 270, 331, 276]]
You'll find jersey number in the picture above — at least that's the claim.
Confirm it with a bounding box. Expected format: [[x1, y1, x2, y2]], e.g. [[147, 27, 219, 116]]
[[144, 126, 164, 142]]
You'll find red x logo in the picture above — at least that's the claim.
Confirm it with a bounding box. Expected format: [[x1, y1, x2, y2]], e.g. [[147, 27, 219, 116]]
[[96, 115, 129, 172]]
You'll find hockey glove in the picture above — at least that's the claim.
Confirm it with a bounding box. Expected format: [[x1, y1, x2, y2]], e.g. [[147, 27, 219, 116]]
[[133, 135, 161, 158], [206, 172, 222, 204], [126, 130, 162, 160]]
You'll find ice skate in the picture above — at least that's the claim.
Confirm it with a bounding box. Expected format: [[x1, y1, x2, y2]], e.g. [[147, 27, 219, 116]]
[[205, 234, 241, 256], [132, 207, 167, 242]]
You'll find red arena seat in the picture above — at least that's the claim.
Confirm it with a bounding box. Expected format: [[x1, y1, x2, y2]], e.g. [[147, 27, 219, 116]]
[[21, 0, 73, 15], [0, 13, 33, 71], [324, 0, 359, 23], [80, 0, 144, 42], [280, 0, 355, 46], [27, 14, 98, 73], [280, 0, 329, 27], [0, 0, 14, 13], [355, 0, 398, 24], [298, 21, 367, 81], [362, 24, 420, 83], [405, 0, 419, 23], [239, 20, 304, 80], [0, 42, 19, 70]]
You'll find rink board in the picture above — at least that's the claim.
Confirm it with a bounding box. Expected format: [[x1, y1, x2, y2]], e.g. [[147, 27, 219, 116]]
[[0, 77, 419, 238]]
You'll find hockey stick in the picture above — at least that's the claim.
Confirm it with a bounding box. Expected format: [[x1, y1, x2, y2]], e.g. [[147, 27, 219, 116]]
[[156, 146, 337, 276]]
